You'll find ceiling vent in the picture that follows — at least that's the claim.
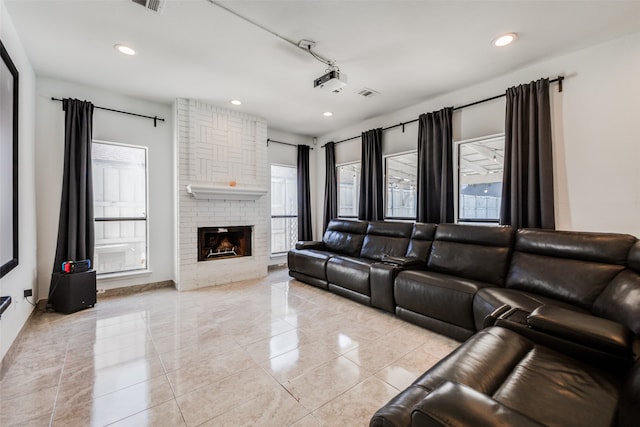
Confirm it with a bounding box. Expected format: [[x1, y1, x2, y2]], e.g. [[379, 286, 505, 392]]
[[131, 0, 166, 14], [357, 88, 380, 98]]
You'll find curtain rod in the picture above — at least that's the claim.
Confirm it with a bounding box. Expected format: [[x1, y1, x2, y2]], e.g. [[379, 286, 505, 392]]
[[322, 76, 564, 148], [267, 138, 314, 150], [51, 97, 166, 127]]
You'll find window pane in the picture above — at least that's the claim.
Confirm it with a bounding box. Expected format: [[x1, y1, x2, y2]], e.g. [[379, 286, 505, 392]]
[[92, 141, 148, 275], [271, 165, 297, 216], [94, 220, 147, 274], [270, 217, 298, 254], [270, 165, 297, 255], [458, 135, 504, 221], [385, 152, 417, 218], [93, 143, 147, 218], [337, 163, 360, 217]]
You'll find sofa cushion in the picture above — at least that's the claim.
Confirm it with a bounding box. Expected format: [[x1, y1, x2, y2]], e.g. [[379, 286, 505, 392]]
[[287, 248, 332, 280], [514, 228, 635, 264], [628, 240, 640, 271], [360, 221, 413, 261], [592, 240, 640, 335], [505, 229, 635, 310], [412, 381, 545, 427], [507, 252, 626, 310], [593, 269, 640, 336], [427, 224, 514, 286], [322, 219, 368, 257], [473, 287, 588, 331], [492, 346, 620, 427], [326, 255, 376, 296], [405, 223, 437, 262], [395, 270, 495, 332]]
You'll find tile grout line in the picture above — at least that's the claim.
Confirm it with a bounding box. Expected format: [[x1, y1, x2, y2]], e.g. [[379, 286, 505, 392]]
[[48, 340, 71, 427], [148, 320, 190, 427]]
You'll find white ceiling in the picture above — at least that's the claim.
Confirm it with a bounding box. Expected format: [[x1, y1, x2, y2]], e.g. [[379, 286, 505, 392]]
[[5, 0, 640, 137]]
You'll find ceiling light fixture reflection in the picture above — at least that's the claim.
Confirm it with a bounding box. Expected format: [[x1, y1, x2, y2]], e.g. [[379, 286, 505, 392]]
[[114, 44, 136, 56], [493, 33, 517, 47], [323, 111, 333, 117], [231, 100, 242, 106]]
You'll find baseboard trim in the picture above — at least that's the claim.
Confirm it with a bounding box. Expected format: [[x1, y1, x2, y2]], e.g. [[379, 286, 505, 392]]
[[98, 280, 174, 298]]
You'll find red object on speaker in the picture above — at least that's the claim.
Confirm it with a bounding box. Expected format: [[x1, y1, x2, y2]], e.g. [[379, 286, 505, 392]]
[[61, 259, 91, 273]]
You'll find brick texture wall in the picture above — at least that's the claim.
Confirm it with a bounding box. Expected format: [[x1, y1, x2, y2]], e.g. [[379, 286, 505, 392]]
[[176, 99, 268, 290]]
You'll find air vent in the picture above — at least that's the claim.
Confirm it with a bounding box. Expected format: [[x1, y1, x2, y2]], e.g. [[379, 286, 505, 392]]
[[357, 88, 380, 98], [131, 0, 166, 14]]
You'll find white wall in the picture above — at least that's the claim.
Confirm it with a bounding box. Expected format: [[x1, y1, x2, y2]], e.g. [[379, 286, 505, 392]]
[[35, 77, 174, 294], [267, 129, 316, 265], [316, 31, 640, 239], [0, 0, 37, 361]]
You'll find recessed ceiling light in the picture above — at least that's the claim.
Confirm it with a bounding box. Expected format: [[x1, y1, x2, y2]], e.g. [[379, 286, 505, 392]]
[[114, 44, 136, 56], [323, 111, 333, 117], [230, 100, 242, 106], [493, 33, 517, 47]]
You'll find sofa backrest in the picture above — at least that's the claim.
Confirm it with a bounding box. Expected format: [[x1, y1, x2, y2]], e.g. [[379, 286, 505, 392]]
[[405, 223, 437, 262], [322, 219, 369, 257], [593, 240, 640, 335], [427, 224, 515, 285], [360, 221, 414, 261], [506, 229, 636, 311]]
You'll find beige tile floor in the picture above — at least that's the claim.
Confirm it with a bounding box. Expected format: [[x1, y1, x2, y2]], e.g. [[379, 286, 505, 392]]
[[0, 269, 459, 427]]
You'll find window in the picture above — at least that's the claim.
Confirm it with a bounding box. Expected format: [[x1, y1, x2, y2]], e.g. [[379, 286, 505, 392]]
[[337, 162, 360, 217], [92, 141, 148, 274], [385, 151, 417, 219], [456, 134, 504, 222], [271, 165, 297, 255]]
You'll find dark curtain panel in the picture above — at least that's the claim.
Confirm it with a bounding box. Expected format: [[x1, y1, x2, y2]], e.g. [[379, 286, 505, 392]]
[[323, 141, 337, 232], [50, 99, 95, 295], [297, 144, 313, 241], [416, 107, 454, 223], [358, 128, 383, 221], [500, 78, 555, 229]]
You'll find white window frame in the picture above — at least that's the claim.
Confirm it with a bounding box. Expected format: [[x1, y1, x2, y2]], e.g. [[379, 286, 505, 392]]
[[92, 139, 149, 276], [384, 150, 418, 220], [270, 163, 297, 255], [454, 133, 505, 224]]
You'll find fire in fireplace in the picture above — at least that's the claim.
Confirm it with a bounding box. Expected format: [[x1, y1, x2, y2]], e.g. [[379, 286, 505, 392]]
[[198, 226, 252, 261]]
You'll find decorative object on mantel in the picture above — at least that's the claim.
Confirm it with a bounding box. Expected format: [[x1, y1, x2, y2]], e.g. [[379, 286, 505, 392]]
[[186, 184, 267, 200], [229, 180, 237, 187]]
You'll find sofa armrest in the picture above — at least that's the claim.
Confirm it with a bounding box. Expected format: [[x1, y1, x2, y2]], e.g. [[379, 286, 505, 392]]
[[412, 381, 544, 427], [381, 255, 424, 268], [481, 304, 512, 329], [526, 305, 633, 357], [295, 240, 325, 250]]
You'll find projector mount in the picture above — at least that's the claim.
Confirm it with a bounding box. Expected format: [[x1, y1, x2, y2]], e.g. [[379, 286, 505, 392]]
[[207, 2, 346, 91], [298, 40, 347, 92], [298, 40, 338, 72]]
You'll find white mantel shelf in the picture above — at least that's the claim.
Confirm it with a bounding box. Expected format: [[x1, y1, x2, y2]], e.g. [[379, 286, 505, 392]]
[[186, 184, 268, 200]]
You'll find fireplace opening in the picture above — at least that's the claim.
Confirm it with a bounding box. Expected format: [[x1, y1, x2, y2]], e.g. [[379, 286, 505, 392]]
[[198, 226, 252, 261]]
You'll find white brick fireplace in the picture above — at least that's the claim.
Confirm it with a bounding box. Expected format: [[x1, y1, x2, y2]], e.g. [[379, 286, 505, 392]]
[[175, 99, 269, 291]]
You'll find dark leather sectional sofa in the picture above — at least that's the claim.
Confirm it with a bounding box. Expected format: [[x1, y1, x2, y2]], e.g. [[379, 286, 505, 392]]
[[287, 219, 640, 427]]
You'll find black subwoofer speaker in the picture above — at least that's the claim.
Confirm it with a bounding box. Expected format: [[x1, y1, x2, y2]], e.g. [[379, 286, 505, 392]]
[[50, 270, 97, 314]]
